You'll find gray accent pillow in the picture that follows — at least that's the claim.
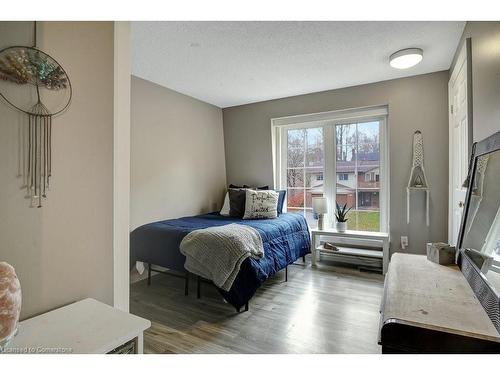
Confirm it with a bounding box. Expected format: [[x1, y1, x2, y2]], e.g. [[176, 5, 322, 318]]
[[243, 189, 279, 219], [228, 189, 247, 218]]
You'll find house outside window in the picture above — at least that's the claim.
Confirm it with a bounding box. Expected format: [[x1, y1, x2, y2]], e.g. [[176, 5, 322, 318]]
[[272, 106, 388, 232]]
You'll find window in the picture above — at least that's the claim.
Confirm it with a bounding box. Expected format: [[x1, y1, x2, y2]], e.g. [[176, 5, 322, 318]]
[[272, 106, 388, 232]]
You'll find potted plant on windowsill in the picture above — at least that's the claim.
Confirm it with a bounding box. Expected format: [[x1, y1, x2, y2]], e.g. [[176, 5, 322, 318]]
[[335, 202, 351, 232]]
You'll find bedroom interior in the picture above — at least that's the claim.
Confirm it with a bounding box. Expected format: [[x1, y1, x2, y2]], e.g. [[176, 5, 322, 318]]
[[1, 5, 500, 366]]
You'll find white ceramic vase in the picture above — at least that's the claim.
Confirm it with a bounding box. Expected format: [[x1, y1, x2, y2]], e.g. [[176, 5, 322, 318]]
[[336, 221, 347, 232], [0, 262, 22, 351]]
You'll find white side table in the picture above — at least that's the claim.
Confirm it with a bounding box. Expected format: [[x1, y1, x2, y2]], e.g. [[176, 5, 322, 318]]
[[310, 228, 390, 274], [5, 298, 151, 354]]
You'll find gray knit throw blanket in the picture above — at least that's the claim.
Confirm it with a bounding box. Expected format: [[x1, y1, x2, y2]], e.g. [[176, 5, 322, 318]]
[[180, 224, 264, 291]]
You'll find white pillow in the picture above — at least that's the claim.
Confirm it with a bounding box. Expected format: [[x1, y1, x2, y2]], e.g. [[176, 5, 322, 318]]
[[243, 189, 279, 219], [220, 191, 230, 216]]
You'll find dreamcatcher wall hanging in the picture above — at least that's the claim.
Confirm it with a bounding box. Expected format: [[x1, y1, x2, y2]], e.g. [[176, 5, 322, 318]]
[[0, 22, 72, 207]]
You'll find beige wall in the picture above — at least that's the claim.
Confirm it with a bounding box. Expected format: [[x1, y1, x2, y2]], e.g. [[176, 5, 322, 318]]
[[452, 22, 500, 142], [130, 76, 226, 230], [0, 22, 115, 319], [223, 72, 449, 255]]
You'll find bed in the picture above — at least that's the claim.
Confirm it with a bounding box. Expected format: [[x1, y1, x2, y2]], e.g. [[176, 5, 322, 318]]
[[130, 212, 311, 310]]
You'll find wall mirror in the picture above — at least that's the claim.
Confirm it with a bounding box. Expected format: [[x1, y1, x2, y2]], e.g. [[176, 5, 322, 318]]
[[459, 130, 500, 332]]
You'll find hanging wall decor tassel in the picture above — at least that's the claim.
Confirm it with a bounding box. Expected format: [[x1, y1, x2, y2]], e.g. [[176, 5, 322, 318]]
[[0, 22, 71, 207], [27, 101, 51, 207]]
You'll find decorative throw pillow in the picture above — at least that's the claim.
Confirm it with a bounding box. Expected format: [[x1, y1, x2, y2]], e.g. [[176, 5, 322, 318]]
[[243, 189, 279, 219], [220, 191, 231, 216], [228, 189, 247, 218], [222, 187, 286, 216]]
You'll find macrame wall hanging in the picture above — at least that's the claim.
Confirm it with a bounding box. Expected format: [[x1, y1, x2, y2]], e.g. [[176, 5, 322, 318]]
[[406, 130, 430, 226], [0, 22, 72, 207]]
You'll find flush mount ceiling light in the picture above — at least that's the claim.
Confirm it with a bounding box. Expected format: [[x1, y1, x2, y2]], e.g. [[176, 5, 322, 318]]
[[389, 48, 423, 69]]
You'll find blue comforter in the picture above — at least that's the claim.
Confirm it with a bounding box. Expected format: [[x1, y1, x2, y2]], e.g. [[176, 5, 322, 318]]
[[130, 212, 311, 309]]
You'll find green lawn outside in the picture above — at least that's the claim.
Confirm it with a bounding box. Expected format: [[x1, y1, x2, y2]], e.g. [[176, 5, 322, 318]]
[[345, 210, 380, 232]]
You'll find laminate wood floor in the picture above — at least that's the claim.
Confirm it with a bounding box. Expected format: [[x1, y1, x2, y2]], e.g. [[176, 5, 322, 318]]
[[130, 258, 384, 354]]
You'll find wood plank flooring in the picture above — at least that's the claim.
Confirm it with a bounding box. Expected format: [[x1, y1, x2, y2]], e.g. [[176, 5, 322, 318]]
[[130, 257, 384, 354]]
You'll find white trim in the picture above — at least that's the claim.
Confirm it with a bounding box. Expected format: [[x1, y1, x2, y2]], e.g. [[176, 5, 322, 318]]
[[324, 124, 335, 227], [448, 40, 469, 245], [271, 105, 388, 127], [271, 105, 389, 233], [379, 115, 390, 233], [113, 22, 131, 312]]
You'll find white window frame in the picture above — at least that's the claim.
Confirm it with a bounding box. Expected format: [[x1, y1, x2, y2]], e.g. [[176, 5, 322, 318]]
[[271, 106, 390, 233]]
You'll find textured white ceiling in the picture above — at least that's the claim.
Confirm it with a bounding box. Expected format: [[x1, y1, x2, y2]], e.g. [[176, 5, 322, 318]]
[[132, 21, 465, 108]]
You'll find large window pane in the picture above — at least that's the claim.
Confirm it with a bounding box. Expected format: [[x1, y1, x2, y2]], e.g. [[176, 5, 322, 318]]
[[335, 121, 381, 232], [286, 127, 324, 228], [306, 127, 324, 167]]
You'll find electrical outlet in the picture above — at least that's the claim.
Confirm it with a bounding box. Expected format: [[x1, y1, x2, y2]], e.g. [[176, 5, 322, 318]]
[[401, 236, 409, 250]]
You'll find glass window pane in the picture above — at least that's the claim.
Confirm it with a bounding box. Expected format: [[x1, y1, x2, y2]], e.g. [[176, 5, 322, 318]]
[[336, 144, 356, 162], [287, 129, 305, 168], [357, 121, 379, 144], [335, 123, 356, 148], [335, 121, 381, 232], [305, 169, 324, 189], [287, 168, 304, 188], [305, 188, 322, 208], [305, 127, 324, 167], [287, 189, 304, 208]]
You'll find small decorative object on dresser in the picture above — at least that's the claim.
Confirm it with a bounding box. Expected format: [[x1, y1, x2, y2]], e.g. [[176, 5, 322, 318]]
[[426, 242, 456, 265], [312, 197, 328, 230], [335, 202, 351, 232], [0, 262, 22, 350]]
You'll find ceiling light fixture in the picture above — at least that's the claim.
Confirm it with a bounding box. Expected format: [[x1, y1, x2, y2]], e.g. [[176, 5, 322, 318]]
[[389, 48, 423, 69]]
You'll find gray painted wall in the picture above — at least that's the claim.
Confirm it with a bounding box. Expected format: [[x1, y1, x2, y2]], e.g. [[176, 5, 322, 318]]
[[130, 76, 227, 231], [0, 22, 115, 319], [451, 22, 500, 142], [223, 71, 449, 255]]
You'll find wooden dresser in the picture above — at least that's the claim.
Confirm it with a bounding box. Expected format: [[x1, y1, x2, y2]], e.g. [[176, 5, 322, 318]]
[[379, 253, 500, 353]]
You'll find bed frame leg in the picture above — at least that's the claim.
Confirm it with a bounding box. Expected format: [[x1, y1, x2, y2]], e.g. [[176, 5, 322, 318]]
[[184, 272, 189, 296], [303, 255, 306, 263], [147, 263, 152, 286], [285, 266, 288, 282], [197, 276, 201, 299], [236, 302, 249, 313]]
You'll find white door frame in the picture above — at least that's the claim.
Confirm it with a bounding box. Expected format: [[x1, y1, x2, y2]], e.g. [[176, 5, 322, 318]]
[[448, 38, 472, 245]]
